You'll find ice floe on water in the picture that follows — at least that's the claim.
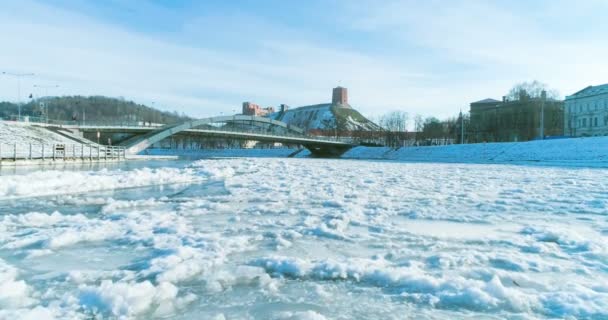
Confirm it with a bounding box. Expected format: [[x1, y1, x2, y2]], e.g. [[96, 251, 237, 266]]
[[0, 158, 607, 319], [0, 167, 204, 199]]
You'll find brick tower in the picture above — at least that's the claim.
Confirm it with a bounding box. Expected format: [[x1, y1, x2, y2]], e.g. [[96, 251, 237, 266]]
[[332, 87, 349, 107]]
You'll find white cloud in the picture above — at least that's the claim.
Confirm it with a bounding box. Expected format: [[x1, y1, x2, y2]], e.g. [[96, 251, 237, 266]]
[[1, 0, 607, 121], [0, 0, 445, 118], [345, 0, 608, 98]]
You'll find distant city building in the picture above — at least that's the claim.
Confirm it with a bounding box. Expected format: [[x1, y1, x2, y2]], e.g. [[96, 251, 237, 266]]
[[242, 102, 275, 116], [469, 92, 564, 142], [332, 86, 350, 108], [564, 84, 608, 137], [469, 98, 502, 142]]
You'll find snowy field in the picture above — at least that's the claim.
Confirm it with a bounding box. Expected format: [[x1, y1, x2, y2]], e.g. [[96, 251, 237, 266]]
[[0, 158, 607, 319]]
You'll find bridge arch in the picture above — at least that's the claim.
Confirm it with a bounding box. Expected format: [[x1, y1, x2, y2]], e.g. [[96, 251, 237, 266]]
[[122, 115, 306, 154]]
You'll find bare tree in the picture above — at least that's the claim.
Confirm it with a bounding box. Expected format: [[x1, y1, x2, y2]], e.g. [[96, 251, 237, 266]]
[[379, 111, 409, 132], [414, 114, 423, 132], [507, 80, 560, 101], [377, 111, 409, 147]]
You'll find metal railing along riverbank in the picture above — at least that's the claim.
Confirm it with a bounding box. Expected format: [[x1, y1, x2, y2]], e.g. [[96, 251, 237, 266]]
[[0, 143, 126, 163]]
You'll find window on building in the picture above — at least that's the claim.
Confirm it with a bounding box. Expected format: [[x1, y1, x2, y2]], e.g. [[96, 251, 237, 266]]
[[583, 118, 587, 127], [595, 117, 598, 127]]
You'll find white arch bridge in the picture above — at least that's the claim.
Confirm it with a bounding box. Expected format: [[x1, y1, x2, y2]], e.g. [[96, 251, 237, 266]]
[[64, 115, 356, 157]]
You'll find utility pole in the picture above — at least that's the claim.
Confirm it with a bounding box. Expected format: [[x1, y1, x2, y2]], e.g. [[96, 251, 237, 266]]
[[460, 109, 465, 144], [34, 84, 60, 123], [2, 72, 35, 120], [540, 90, 546, 139]]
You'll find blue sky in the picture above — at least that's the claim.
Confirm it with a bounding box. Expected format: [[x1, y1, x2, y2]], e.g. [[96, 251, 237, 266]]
[[1, 0, 607, 119]]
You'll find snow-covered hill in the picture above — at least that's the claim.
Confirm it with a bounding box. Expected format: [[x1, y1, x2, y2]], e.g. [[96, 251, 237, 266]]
[[269, 104, 380, 132]]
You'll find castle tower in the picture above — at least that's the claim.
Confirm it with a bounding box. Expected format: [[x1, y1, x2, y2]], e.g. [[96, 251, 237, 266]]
[[242, 102, 260, 115], [332, 87, 349, 107]]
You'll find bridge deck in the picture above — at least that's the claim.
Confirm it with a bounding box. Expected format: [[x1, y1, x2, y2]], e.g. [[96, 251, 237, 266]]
[[20, 115, 358, 156]]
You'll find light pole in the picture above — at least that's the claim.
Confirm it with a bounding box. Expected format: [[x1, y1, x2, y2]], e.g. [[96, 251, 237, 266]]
[[2, 72, 35, 120], [460, 109, 465, 144], [34, 84, 60, 123], [540, 90, 546, 140]]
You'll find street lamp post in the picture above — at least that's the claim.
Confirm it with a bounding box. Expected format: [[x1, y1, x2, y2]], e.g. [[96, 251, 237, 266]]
[[540, 90, 546, 140], [82, 103, 86, 125], [460, 109, 465, 144], [34, 84, 60, 123], [2, 72, 35, 120]]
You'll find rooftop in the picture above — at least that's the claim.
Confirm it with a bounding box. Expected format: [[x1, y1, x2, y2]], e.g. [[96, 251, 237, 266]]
[[471, 98, 501, 105], [568, 83, 608, 99]]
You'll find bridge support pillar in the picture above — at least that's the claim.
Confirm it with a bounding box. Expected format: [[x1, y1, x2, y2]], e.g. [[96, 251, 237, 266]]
[[304, 144, 353, 158]]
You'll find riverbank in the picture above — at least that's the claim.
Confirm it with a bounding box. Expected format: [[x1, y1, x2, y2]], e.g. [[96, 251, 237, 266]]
[[3, 120, 607, 167], [342, 136, 608, 167], [144, 148, 301, 158], [133, 137, 608, 168]]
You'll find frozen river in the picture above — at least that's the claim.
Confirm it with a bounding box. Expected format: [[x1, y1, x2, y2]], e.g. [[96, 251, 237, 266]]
[[0, 158, 607, 319]]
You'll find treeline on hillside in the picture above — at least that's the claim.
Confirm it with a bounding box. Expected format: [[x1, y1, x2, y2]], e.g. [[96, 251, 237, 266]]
[[0, 96, 190, 124]]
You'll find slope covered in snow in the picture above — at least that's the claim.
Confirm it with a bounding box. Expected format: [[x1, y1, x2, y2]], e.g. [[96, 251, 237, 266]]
[[343, 136, 608, 166], [0, 121, 75, 145]]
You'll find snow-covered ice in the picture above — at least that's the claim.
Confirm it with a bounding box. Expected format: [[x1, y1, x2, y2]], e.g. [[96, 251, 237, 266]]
[[0, 158, 607, 319]]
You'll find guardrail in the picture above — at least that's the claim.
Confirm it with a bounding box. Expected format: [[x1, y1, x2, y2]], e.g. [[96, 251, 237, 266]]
[[0, 143, 126, 163], [2, 116, 166, 128], [2, 116, 374, 145], [184, 124, 359, 144]]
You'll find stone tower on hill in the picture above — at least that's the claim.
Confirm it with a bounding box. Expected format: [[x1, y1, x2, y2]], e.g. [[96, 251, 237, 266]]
[[332, 87, 350, 108]]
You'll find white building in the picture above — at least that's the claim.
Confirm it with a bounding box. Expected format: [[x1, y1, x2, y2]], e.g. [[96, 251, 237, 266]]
[[564, 84, 608, 137]]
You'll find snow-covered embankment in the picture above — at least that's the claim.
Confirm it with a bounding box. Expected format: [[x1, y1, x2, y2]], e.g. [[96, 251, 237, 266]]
[[342, 137, 608, 166]]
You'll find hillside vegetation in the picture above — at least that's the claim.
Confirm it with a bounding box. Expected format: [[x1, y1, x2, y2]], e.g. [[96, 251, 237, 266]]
[[0, 96, 190, 124]]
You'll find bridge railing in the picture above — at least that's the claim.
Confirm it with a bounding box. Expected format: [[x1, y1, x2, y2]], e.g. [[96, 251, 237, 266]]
[[2, 116, 167, 128], [4, 116, 362, 145], [187, 123, 358, 144], [3, 116, 84, 126], [77, 121, 166, 128], [0, 143, 126, 163]]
